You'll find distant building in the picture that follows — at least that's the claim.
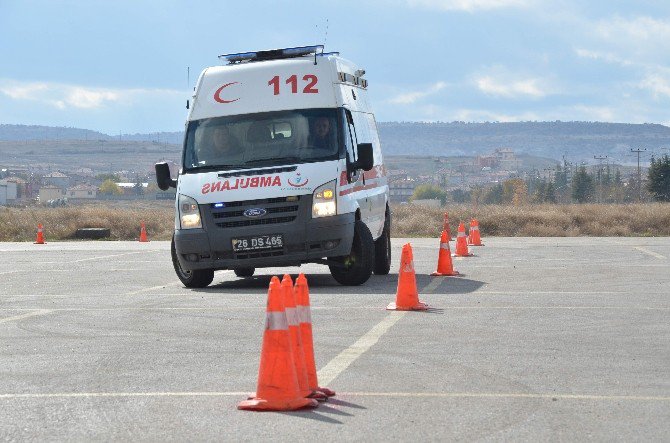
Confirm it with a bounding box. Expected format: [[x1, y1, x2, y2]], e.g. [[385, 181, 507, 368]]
[[495, 148, 517, 170], [43, 172, 70, 189], [39, 185, 64, 202], [0, 180, 18, 205], [66, 184, 97, 199], [389, 178, 416, 203]]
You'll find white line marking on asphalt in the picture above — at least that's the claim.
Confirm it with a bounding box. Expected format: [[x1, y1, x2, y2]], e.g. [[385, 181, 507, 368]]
[[342, 392, 670, 402], [0, 310, 52, 324], [0, 390, 667, 402], [0, 392, 248, 399], [0, 271, 21, 276], [68, 251, 147, 264], [317, 311, 407, 386], [423, 277, 443, 293], [125, 281, 183, 295], [317, 278, 444, 386], [2, 306, 667, 312], [633, 246, 667, 259]]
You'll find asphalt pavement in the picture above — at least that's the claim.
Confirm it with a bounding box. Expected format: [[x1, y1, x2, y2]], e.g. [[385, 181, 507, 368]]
[[1, 237, 669, 441]]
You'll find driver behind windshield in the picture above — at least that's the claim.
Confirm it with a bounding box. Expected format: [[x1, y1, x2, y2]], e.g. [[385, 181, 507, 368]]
[[201, 125, 243, 164], [309, 117, 335, 151]]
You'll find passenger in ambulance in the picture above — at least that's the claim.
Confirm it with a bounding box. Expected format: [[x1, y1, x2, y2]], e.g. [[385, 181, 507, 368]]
[[205, 125, 243, 163], [309, 117, 334, 151]]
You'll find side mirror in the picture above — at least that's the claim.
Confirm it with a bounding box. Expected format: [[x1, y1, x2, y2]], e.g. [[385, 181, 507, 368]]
[[155, 162, 177, 191], [354, 143, 374, 171]]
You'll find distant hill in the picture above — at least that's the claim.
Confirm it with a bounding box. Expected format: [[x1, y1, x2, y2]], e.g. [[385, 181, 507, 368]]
[[377, 121, 670, 162], [0, 124, 183, 144], [2, 121, 669, 163]]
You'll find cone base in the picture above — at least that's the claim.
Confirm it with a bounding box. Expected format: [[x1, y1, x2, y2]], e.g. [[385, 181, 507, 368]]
[[34, 241, 46, 245], [238, 396, 318, 411], [452, 253, 474, 257], [386, 301, 429, 311], [431, 270, 460, 276], [470, 243, 484, 246], [307, 390, 329, 401], [315, 386, 336, 397]]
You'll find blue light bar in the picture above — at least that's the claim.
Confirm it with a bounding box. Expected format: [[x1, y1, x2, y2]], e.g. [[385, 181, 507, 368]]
[[213, 202, 225, 208], [218, 45, 324, 64]]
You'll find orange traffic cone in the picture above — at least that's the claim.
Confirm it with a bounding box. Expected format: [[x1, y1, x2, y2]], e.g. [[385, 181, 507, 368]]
[[139, 222, 149, 242], [238, 276, 318, 411], [281, 275, 326, 401], [431, 230, 460, 276], [470, 219, 484, 246], [387, 243, 428, 311], [454, 222, 473, 257], [295, 274, 336, 398], [443, 212, 453, 241], [34, 223, 46, 244]]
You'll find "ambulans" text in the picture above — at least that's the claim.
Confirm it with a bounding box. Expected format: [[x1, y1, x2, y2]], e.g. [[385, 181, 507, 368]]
[[201, 176, 282, 194]]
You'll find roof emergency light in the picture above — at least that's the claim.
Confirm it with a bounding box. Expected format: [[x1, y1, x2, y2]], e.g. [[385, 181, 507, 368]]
[[218, 45, 325, 64]]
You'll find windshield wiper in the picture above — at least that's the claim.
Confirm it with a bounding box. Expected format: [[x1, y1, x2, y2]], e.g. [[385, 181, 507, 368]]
[[187, 164, 240, 172], [244, 157, 300, 166]]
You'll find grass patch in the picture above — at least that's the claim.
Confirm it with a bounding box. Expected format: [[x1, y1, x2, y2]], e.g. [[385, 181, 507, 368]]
[[1, 202, 669, 241], [391, 203, 670, 237]]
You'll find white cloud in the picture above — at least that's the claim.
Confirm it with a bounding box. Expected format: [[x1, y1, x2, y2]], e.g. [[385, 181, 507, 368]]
[[595, 16, 670, 44], [406, 0, 530, 12], [640, 74, 670, 99], [574, 48, 634, 67], [475, 75, 548, 98], [0, 79, 181, 110], [388, 82, 447, 104]]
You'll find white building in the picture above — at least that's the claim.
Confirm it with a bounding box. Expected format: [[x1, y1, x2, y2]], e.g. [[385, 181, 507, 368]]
[[0, 180, 18, 205]]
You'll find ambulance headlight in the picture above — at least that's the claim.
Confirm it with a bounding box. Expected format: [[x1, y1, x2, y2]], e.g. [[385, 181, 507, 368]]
[[312, 180, 336, 218], [178, 194, 202, 229]]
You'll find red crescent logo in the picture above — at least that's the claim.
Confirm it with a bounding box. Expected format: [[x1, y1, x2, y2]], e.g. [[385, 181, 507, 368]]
[[214, 82, 240, 103]]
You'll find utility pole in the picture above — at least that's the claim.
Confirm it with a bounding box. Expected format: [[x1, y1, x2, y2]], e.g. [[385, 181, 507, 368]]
[[630, 148, 646, 202], [594, 155, 608, 203]]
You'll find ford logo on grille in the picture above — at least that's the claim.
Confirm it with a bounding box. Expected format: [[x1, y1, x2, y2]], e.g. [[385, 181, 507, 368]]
[[243, 208, 267, 218]]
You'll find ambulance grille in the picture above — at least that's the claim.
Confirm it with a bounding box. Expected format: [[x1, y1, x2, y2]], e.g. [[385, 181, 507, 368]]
[[210, 196, 301, 228]]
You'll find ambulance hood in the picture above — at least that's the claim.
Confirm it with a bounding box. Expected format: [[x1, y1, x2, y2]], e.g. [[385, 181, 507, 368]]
[[178, 160, 340, 204]]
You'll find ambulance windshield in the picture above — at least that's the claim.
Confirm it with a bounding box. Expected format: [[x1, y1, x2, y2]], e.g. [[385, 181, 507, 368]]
[[183, 108, 340, 171]]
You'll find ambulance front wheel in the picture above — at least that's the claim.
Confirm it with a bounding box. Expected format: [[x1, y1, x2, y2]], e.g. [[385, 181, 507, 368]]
[[234, 267, 255, 278], [329, 220, 374, 286], [373, 209, 392, 275], [171, 236, 214, 288]]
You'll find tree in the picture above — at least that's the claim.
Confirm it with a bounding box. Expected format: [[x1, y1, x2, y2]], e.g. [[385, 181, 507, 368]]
[[95, 173, 121, 182], [452, 188, 471, 203], [99, 179, 123, 195], [411, 184, 446, 204], [503, 178, 527, 205], [647, 154, 670, 201], [571, 166, 594, 203], [544, 181, 557, 203], [483, 183, 504, 204]]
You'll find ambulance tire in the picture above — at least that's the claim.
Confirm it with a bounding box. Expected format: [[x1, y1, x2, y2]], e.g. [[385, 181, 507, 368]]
[[329, 220, 374, 286], [171, 236, 214, 288], [234, 267, 255, 278], [373, 211, 391, 275]]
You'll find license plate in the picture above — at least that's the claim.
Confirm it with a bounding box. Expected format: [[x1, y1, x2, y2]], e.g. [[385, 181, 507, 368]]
[[232, 234, 283, 252]]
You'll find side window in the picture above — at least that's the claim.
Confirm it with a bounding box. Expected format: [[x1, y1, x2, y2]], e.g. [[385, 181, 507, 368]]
[[343, 109, 360, 183], [344, 109, 358, 162]]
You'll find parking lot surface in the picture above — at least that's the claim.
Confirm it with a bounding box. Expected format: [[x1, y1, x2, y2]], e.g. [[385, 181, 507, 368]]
[[1, 237, 669, 440]]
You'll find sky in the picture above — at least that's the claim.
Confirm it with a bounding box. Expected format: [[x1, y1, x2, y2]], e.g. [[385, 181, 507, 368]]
[[1, 0, 669, 134]]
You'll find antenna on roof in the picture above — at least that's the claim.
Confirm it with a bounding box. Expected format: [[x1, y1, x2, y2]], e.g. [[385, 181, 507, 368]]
[[323, 18, 329, 48]]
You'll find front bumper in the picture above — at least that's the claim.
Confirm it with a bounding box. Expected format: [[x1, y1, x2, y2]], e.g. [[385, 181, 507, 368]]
[[174, 197, 354, 271]]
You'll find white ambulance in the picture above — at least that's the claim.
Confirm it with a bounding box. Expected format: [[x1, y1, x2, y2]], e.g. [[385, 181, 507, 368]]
[[156, 45, 390, 287]]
